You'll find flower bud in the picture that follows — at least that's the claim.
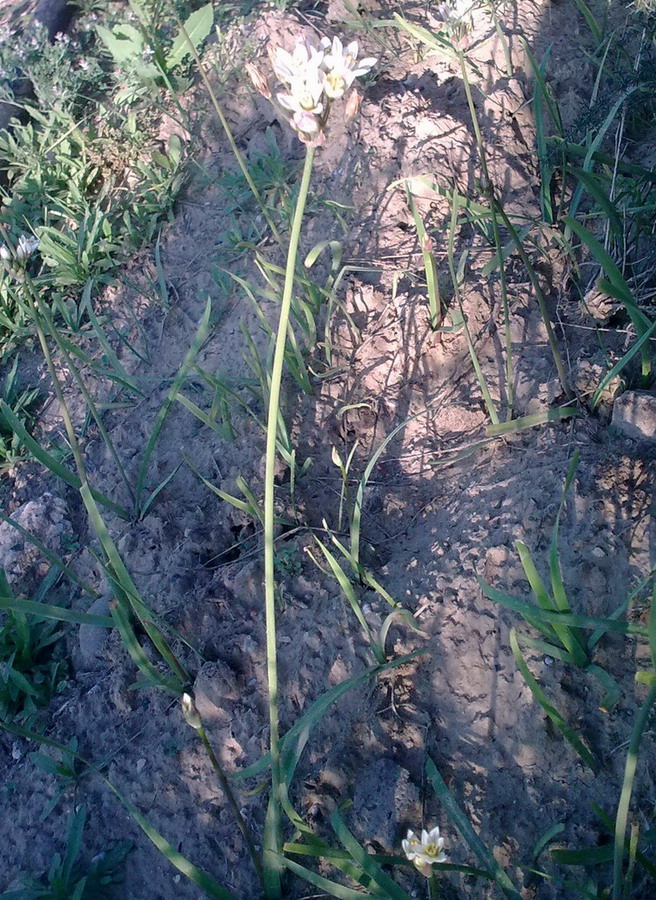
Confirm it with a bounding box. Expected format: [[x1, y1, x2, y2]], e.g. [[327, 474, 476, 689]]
[[344, 90, 361, 124], [181, 692, 202, 729], [246, 63, 272, 99]]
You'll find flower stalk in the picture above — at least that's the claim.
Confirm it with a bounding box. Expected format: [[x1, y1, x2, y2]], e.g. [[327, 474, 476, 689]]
[[182, 693, 265, 891], [259, 32, 374, 894], [262, 144, 315, 895]]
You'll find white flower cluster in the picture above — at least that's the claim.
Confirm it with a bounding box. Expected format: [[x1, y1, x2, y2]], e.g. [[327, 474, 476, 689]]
[[0, 233, 39, 263], [402, 826, 447, 876], [434, 0, 477, 32], [268, 35, 376, 145]]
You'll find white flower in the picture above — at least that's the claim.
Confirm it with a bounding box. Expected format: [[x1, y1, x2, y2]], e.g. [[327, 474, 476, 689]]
[[16, 234, 40, 261], [320, 35, 377, 100], [0, 233, 39, 263], [434, 0, 476, 28], [271, 40, 324, 86], [277, 73, 325, 118], [277, 68, 326, 140], [403, 826, 447, 871], [268, 33, 375, 144]]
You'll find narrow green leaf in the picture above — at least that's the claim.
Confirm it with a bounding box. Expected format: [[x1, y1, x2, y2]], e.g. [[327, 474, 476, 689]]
[[0, 594, 113, 627], [551, 844, 613, 866], [486, 407, 579, 436], [284, 857, 383, 898], [509, 629, 599, 772], [480, 581, 643, 636], [235, 652, 426, 783], [592, 320, 656, 408], [0, 511, 97, 597], [135, 297, 212, 513], [613, 683, 656, 899], [425, 756, 522, 899], [330, 807, 412, 900], [314, 538, 383, 663], [0, 401, 129, 520]]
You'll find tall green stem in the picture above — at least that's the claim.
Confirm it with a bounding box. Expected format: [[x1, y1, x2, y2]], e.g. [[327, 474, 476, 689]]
[[262, 146, 315, 896]]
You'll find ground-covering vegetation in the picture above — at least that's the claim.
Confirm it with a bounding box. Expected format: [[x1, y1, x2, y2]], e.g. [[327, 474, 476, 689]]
[[0, 0, 656, 897]]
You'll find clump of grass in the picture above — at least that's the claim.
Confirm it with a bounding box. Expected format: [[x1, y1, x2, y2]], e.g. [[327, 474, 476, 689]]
[[0, 569, 68, 723], [0, 356, 40, 471], [1, 804, 132, 900]]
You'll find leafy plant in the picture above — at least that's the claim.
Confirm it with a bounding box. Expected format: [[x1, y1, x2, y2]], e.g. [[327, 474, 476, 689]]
[[1, 805, 132, 900], [95, 2, 214, 105], [480, 453, 631, 771], [31, 738, 87, 822], [0, 356, 40, 471], [0, 569, 68, 723]]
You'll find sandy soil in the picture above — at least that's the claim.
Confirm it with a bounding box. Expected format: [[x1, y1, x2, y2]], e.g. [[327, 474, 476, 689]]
[[1, 1, 655, 898]]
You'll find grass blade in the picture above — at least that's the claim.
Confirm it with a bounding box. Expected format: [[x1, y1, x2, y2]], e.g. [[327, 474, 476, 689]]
[[592, 320, 656, 408], [425, 756, 522, 899], [613, 687, 656, 896], [0, 593, 113, 627], [135, 297, 212, 514], [0, 510, 97, 597], [330, 807, 412, 900], [0, 719, 235, 898], [0, 401, 129, 520], [283, 857, 384, 899], [509, 629, 599, 772]]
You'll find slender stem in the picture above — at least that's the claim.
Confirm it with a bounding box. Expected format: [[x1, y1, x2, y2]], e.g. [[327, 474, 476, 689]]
[[457, 51, 572, 401], [262, 145, 315, 894], [446, 197, 500, 425], [429, 871, 440, 900], [168, 3, 283, 247], [613, 682, 656, 899], [197, 725, 265, 890]]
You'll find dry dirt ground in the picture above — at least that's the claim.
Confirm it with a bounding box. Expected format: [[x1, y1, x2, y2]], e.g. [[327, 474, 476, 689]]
[[1, 1, 655, 898]]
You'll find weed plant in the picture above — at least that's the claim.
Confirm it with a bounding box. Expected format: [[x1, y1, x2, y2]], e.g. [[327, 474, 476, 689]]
[[0, 805, 132, 900], [0, 570, 67, 723]]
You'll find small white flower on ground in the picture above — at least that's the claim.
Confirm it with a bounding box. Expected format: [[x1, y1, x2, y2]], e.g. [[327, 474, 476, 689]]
[[403, 826, 447, 875], [320, 35, 377, 100]]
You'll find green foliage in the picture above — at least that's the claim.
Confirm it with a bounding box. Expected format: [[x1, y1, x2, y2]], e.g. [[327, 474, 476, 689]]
[[1, 805, 132, 900], [31, 738, 86, 822], [95, 2, 214, 104], [0, 569, 67, 723], [0, 22, 105, 114], [481, 454, 627, 770], [0, 356, 40, 471]]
